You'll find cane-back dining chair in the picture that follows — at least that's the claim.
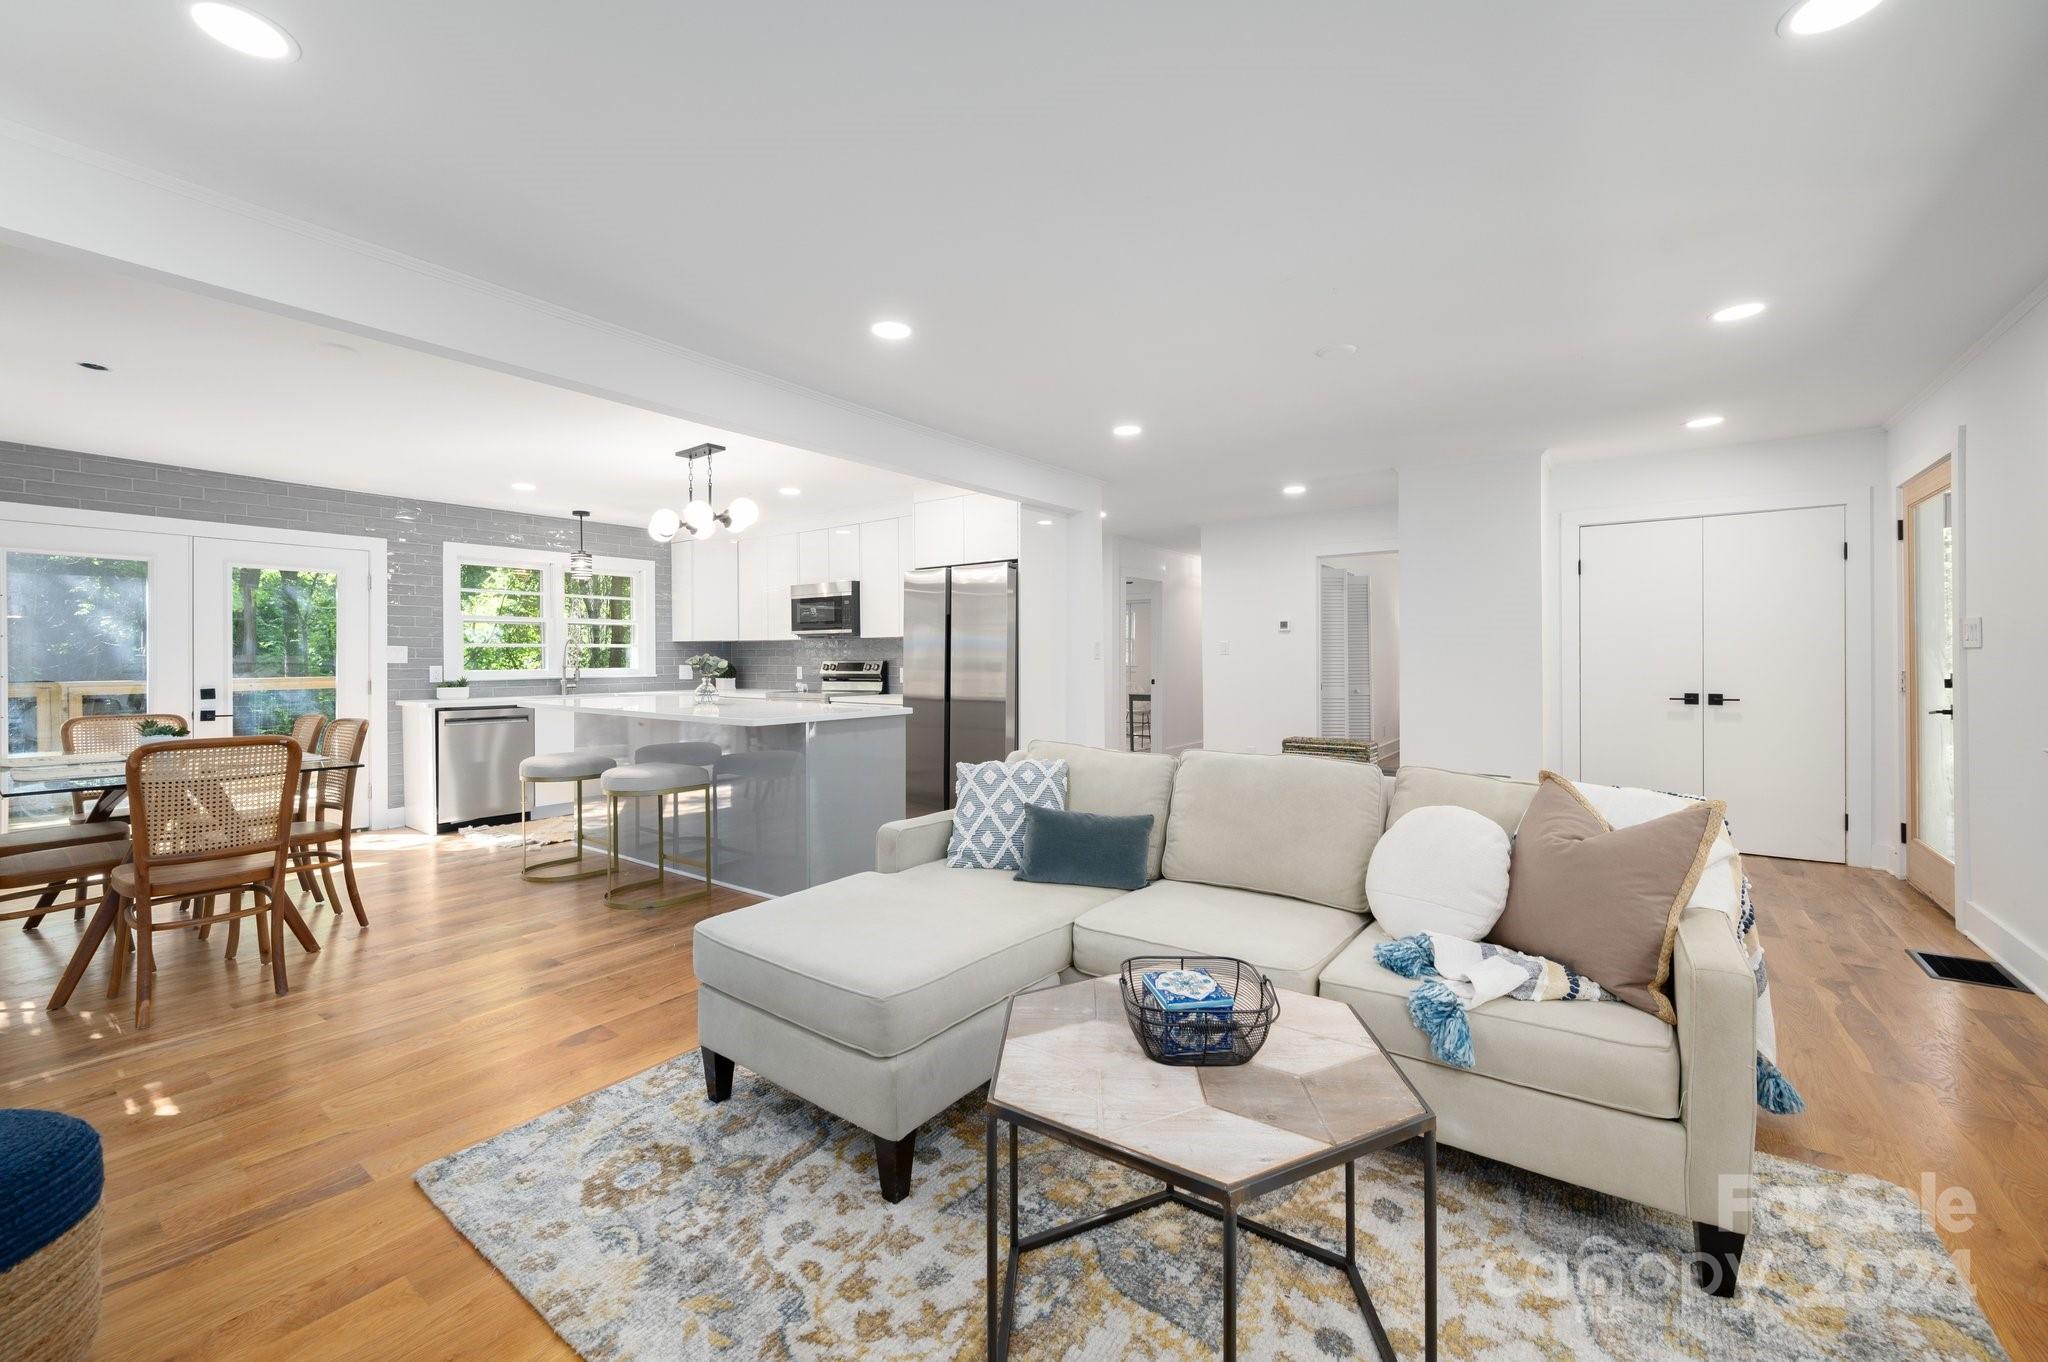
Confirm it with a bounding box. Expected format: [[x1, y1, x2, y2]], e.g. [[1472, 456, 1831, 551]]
[[288, 717, 370, 926], [88, 735, 319, 1028]]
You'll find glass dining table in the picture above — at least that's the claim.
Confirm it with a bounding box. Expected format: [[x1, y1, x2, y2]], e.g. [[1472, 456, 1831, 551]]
[[0, 750, 364, 821]]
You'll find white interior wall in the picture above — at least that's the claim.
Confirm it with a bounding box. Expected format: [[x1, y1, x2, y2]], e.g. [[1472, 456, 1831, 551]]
[[1322, 551, 1401, 757], [1884, 286, 2048, 993], [1548, 429, 1889, 868], [1103, 537, 1203, 754], [1396, 452, 1547, 777], [1199, 507, 1397, 754]]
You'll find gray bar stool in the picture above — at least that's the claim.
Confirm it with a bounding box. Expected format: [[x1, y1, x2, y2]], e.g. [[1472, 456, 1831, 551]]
[[600, 760, 716, 909], [518, 751, 617, 882]]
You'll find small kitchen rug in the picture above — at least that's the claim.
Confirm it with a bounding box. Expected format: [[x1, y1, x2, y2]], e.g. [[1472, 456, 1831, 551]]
[[416, 1054, 2007, 1361], [455, 814, 607, 850]]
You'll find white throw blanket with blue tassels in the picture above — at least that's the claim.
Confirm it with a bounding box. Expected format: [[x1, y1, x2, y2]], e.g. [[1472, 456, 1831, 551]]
[[1373, 780, 1804, 1115]]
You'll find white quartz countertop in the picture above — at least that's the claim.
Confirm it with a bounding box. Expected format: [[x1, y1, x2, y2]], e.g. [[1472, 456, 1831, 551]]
[[515, 693, 912, 726]]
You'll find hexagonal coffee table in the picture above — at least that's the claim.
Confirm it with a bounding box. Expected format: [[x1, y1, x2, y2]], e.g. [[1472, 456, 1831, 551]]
[[984, 975, 1436, 1361]]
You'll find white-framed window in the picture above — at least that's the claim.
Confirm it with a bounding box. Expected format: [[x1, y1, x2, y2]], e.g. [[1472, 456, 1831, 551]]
[[441, 544, 653, 679]]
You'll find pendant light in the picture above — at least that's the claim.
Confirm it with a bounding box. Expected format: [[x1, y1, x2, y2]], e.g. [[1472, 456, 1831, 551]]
[[567, 509, 595, 580], [647, 444, 759, 542]]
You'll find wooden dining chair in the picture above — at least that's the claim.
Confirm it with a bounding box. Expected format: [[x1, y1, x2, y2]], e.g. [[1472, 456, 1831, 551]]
[[49, 735, 320, 1029], [0, 832, 130, 934], [60, 713, 187, 820], [287, 718, 370, 926], [286, 711, 328, 904]]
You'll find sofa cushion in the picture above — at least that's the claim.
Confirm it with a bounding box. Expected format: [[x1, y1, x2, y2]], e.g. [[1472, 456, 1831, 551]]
[[1161, 750, 1384, 912], [1070, 879, 1368, 992], [1021, 740, 1178, 880], [1318, 923, 1681, 1119], [946, 758, 1067, 870], [1384, 766, 1537, 837], [692, 860, 1122, 1059]]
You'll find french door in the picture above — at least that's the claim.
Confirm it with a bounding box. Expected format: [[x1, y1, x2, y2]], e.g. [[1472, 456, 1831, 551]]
[[1902, 459, 1956, 913], [0, 519, 376, 827], [1578, 505, 1846, 862]]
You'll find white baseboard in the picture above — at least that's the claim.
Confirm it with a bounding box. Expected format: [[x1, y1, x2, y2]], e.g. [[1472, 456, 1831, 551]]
[[1957, 898, 2046, 996]]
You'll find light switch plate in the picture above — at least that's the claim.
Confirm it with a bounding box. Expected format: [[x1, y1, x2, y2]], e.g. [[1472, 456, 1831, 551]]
[[428, 664, 444, 684], [1218, 640, 1231, 656], [1962, 616, 1984, 649], [387, 645, 409, 664]]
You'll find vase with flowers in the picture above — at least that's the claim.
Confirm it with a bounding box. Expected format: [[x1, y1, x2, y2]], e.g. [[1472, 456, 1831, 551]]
[[686, 653, 732, 699]]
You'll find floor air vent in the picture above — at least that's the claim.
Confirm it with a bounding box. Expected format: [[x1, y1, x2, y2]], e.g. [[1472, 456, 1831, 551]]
[[1908, 950, 2029, 992]]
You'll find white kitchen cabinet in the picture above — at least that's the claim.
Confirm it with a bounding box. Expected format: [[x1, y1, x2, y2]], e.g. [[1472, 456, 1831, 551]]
[[828, 525, 861, 579], [736, 535, 775, 641], [766, 532, 801, 639], [797, 530, 829, 583], [669, 539, 694, 640], [912, 496, 966, 568], [961, 493, 1019, 562], [690, 537, 740, 641], [858, 518, 904, 636]]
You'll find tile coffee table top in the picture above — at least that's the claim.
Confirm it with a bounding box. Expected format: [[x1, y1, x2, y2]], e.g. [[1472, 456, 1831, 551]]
[[989, 976, 1430, 1194]]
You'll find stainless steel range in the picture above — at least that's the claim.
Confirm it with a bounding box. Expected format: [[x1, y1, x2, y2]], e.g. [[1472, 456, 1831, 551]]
[[764, 658, 890, 704]]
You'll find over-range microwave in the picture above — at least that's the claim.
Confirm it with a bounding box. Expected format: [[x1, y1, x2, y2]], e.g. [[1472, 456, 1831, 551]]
[[791, 580, 860, 635]]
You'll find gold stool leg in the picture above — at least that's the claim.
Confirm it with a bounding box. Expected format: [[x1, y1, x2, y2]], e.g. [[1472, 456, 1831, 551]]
[[520, 775, 609, 883], [608, 787, 714, 910]]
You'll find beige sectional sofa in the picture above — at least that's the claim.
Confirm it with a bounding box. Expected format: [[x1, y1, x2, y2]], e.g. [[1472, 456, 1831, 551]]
[[692, 740, 1759, 1293]]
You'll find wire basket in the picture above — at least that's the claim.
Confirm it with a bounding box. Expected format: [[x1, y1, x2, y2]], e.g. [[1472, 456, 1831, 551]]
[[1119, 956, 1280, 1067]]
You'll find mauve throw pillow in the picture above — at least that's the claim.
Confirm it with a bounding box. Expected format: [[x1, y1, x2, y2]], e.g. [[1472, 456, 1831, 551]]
[[1015, 805, 1154, 892], [1491, 771, 1723, 1023]]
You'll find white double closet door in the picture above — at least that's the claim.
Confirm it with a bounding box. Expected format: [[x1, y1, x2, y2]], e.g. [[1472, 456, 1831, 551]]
[[1578, 505, 1845, 862]]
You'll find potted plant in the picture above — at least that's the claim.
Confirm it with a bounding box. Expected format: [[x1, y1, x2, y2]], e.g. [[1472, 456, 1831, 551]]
[[685, 654, 732, 699], [135, 719, 189, 740], [436, 675, 472, 701]]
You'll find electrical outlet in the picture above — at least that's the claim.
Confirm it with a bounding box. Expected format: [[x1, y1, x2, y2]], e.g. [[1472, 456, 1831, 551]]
[[679, 664, 690, 680], [1962, 616, 1984, 649], [428, 664, 444, 684], [1218, 640, 1231, 656]]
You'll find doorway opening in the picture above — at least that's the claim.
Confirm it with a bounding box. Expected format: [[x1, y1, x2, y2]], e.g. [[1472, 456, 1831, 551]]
[[1315, 553, 1399, 767], [1902, 456, 1956, 912], [1122, 576, 1161, 751]]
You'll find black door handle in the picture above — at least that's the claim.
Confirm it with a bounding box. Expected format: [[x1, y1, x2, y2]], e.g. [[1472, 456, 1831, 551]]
[[1668, 692, 1700, 705], [1928, 707, 1954, 716], [1706, 693, 1740, 706]]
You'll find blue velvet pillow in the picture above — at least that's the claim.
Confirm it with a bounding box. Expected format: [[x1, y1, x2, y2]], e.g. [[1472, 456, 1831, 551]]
[[1014, 804, 1154, 891]]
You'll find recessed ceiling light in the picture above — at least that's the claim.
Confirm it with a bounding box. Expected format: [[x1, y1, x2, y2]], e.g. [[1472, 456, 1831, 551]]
[[190, 3, 300, 60], [870, 320, 913, 341], [1778, 0, 1885, 37], [1711, 301, 1768, 323], [76, 361, 109, 371], [1100, 511, 1109, 519], [1282, 484, 1307, 496], [1036, 519, 1053, 526], [1686, 415, 1726, 430], [778, 486, 802, 497], [510, 482, 537, 492], [1315, 343, 1358, 360], [1111, 424, 1142, 438]]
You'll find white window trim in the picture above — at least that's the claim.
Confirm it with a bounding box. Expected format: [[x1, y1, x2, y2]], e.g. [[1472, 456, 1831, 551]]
[[441, 542, 654, 680]]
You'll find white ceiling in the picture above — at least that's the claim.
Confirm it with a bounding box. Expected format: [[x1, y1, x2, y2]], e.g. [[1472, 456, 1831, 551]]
[[2, 1, 2047, 548], [0, 243, 935, 530]]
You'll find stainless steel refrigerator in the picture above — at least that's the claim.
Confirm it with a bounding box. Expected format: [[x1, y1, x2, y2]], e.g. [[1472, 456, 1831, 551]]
[[903, 561, 1019, 816]]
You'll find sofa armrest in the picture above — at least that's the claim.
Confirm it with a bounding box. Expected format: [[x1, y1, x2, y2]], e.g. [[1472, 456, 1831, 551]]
[[876, 810, 954, 874], [1673, 906, 1758, 1234]]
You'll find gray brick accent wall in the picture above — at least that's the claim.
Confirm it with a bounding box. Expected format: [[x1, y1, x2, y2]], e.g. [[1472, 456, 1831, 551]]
[[2, 439, 911, 811]]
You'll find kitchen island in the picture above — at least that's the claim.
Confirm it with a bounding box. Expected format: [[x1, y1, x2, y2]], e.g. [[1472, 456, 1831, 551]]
[[517, 692, 910, 896]]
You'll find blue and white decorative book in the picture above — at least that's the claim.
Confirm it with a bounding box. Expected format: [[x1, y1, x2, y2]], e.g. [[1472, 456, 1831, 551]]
[[1141, 968, 1234, 1013]]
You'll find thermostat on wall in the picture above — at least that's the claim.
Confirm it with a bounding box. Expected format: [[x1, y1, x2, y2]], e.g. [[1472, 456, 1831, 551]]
[[1278, 620, 1291, 633]]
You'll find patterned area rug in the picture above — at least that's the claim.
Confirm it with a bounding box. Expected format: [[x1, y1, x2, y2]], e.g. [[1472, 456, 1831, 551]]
[[456, 814, 608, 850], [417, 1054, 2007, 1361]]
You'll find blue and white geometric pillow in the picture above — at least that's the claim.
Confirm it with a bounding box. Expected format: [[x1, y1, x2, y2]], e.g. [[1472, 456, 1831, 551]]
[[946, 759, 1069, 870]]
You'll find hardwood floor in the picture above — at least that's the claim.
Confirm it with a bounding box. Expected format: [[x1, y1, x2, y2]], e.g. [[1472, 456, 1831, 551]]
[[0, 837, 2040, 1359]]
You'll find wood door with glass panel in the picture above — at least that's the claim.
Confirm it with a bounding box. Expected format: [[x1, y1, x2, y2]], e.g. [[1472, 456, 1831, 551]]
[[1903, 458, 1956, 913]]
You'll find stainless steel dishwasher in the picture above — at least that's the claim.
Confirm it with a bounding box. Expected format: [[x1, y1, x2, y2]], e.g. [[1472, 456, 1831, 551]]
[[435, 706, 534, 832]]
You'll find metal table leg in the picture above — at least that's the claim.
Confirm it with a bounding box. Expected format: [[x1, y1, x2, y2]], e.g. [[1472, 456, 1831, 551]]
[[1222, 1201, 1239, 1361], [1423, 1132, 1438, 1362]]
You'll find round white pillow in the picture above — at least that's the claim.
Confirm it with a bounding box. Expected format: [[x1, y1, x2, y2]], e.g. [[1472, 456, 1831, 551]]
[[1365, 804, 1513, 942]]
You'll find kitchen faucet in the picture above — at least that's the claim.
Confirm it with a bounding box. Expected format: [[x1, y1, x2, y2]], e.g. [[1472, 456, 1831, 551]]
[[561, 626, 584, 695]]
